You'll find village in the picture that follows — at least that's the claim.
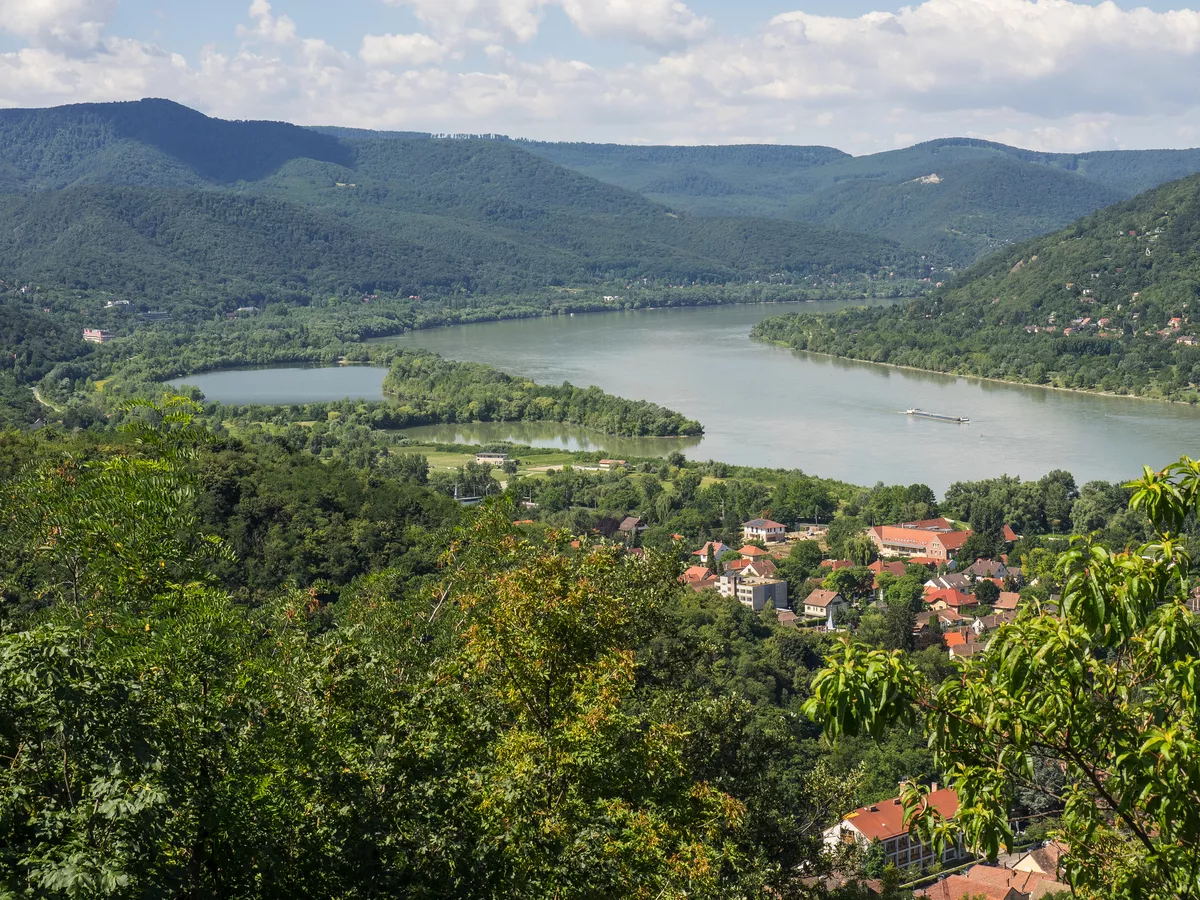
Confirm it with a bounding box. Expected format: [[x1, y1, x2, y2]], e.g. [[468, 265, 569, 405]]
[[677, 514, 1025, 661]]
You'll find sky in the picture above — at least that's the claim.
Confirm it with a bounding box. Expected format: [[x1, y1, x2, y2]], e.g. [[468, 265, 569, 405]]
[[3, 0, 1200, 153]]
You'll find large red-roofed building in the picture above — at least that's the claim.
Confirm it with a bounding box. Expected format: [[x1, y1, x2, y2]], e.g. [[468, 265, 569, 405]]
[[823, 787, 966, 871]]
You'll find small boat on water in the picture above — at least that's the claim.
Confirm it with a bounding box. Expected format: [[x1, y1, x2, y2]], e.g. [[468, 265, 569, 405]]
[[906, 408, 970, 424]]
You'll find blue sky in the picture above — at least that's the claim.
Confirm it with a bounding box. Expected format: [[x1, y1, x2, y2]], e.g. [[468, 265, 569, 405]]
[[4, 0, 1200, 152]]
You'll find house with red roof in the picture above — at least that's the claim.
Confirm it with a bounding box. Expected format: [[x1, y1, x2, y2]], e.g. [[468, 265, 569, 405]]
[[679, 565, 718, 591], [869, 521, 972, 561], [743, 518, 788, 543], [692, 541, 730, 561], [823, 787, 966, 872], [738, 545, 770, 557], [821, 559, 856, 571], [919, 863, 1065, 900], [927, 588, 977, 611]]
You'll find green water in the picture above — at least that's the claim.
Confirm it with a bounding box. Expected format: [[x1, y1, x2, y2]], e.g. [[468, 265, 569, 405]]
[[183, 302, 1200, 491]]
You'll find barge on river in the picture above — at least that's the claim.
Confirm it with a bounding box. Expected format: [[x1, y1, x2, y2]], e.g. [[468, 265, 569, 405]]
[[906, 408, 970, 424]]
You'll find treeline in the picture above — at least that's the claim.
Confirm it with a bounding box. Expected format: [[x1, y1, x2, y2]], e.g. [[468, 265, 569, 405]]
[[382, 349, 703, 437]]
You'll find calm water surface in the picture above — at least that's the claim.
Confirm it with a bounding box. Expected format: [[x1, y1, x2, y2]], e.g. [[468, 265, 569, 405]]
[[183, 303, 1200, 491], [377, 304, 1200, 491]]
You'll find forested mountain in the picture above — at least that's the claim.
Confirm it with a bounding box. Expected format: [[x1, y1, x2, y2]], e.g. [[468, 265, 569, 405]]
[[752, 172, 1200, 399], [525, 138, 1200, 266], [0, 100, 913, 305]]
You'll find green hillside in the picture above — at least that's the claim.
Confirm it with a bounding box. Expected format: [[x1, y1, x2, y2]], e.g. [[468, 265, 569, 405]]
[[751, 173, 1200, 400], [524, 138, 1200, 266], [0, 100, 914, 307]]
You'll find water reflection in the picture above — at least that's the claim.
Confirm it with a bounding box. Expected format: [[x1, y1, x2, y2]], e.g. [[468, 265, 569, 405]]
[[400, 422, 703, 457]]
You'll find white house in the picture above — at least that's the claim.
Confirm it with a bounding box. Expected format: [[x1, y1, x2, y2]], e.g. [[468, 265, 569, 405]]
[[802, 589, 849, 629], [743, 518, 787, 543]]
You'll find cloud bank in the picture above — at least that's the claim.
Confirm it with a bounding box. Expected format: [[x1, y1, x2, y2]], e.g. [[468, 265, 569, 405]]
[[3, 0, 1200, 153]]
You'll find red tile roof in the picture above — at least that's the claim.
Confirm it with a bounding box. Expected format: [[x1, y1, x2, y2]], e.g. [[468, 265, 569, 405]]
[[841, 788, 959, 842], [738, 545, 770, 557], [1003, 524, 1020, 542], [872, 526, 972, 552], [680, 565, 714, 586], [868, 560, 909, 576], [963, 865, 1064, 899], [918, 874, 1019, 900], [926, 588, 976, 609], [821, 559, 855, 570], [944, 632, 966, 647], [804, 589, 844, 609], [995, 592, 1021, 611]]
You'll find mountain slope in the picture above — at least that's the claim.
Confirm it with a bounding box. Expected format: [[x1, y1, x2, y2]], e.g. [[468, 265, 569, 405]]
[[524, 138, 1200, 266], [0, 100, 918, 307], [751, 173, 1200, 400]]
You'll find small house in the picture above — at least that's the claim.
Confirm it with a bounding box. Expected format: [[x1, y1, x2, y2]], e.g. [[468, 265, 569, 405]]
[[802, 589, 849, 629], [743, 518, 787, 543], [475, 452, 510, 466]]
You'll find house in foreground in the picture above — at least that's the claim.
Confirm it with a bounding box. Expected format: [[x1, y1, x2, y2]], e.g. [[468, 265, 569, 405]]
[[803, 589, 849, 629], [823, 787, 966, 872]]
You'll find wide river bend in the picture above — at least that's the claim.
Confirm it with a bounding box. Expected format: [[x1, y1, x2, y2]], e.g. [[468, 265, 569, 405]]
[[183, 302, 1200, 492]]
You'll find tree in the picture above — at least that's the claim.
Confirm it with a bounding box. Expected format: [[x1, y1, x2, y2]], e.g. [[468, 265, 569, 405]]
[[973, 579, 1000, 607], [826, 516, 866, 560], [804, 456, 1200, 900]]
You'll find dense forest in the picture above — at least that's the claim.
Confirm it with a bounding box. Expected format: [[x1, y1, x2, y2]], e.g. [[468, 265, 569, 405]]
[[751, 173, 1200, 400], [0, 100, 920, 305], [526, 138, 1200, 266], [381, 349, 703, 437]]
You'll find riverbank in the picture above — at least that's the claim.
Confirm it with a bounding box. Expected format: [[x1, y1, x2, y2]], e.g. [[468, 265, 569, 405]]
[[751, 336, 1197, 407]]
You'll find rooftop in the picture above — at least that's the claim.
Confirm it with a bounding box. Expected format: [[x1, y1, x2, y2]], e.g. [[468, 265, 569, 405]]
[[842, 788, 959, 842]]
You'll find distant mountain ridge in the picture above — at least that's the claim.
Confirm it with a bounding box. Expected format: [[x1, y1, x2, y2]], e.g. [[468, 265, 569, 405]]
[[0, 99, 914, 309], [522, 137, 1200, 266]]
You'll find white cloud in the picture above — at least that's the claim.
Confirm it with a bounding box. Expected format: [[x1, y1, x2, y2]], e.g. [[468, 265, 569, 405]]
[[387, 0, 708, 50], [0, 0, 115, 53], [360, 33, 446, 67], [5, 0, 1200, 153], [236, 0, 298, 44], [558, 0, 709, 49]]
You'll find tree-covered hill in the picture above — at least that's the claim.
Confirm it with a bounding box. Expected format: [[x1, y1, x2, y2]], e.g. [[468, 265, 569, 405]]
[[751, 173, 1200, 400], [524, 137, 1200, 267], [0, 100, 917, 304]]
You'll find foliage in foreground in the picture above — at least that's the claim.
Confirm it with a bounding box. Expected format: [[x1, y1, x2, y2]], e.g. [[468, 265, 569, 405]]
[[0, 400, 856, 899], [806, 457, 1200, 900]]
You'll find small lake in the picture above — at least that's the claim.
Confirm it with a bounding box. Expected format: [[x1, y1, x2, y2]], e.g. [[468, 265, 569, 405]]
[[180, 302, 1200, 492], [176, 365, 390, 404]]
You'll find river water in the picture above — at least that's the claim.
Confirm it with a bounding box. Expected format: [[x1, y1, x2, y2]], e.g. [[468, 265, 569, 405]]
[[182, 302, 1200, 492]]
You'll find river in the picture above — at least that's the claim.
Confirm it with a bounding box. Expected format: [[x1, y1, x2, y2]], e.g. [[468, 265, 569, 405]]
[[182, 302, 1200, 492]]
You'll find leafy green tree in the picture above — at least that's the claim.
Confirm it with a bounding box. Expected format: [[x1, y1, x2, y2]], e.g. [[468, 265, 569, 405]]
[[805, 456, 1200, 900], [826, 516, 866, 560], [973, 578, 1001, 607]]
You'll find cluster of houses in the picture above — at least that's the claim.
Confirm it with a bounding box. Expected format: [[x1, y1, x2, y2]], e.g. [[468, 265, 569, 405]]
[[678, 515, 1029, 641], [824, 786, 1068, 899], [806, 518, 1026, 653], [679, 518, 794, 614]]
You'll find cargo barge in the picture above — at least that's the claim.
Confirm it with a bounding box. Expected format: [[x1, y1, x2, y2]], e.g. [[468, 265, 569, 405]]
[[906, 408, 970, 424]]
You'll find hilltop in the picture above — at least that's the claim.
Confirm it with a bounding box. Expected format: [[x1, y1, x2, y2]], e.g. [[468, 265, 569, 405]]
[[0, 100, 914, 308], [524, 138, 1200, 266], [750, 173, 1200, 400]]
